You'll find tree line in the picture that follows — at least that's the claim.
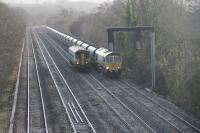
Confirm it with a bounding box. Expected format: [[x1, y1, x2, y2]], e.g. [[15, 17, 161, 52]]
[[0, 2, 26, 132]]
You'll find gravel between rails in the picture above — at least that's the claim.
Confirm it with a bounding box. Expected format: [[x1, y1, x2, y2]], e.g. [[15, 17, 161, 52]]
[[28, 29, 46, 133], [12, 28, 72, 133], [31, 29, 72, 133]]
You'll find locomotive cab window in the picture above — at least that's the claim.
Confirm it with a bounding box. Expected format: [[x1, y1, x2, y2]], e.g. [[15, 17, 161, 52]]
[[106, 56, 113, 63], [106, 55, 121, 64]]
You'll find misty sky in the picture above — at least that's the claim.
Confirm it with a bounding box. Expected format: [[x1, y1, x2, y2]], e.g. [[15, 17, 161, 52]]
[[4, 0, 113, 4]]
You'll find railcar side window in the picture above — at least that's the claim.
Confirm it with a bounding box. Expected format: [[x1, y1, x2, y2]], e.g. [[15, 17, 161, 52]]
[[75, 53, 79, 59]]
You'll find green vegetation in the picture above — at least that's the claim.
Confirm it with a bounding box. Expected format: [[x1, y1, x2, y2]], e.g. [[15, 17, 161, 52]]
[[0, 3, 26, 132], [54, 0, 200, 119]]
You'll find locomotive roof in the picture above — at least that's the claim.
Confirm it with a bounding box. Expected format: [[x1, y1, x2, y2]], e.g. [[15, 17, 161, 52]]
[[96, 47, 117, 57]]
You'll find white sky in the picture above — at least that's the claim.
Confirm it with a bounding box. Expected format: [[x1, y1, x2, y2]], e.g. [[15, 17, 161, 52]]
[[4, 0, 113, 4]]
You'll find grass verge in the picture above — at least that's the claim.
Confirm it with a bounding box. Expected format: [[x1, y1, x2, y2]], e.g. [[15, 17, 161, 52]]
[[0, 48, 21, 133]]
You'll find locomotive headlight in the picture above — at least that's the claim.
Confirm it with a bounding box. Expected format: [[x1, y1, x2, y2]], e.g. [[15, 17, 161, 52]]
[[77, 62, 79, 64], [106, 67, 109, 70], [117, 66, 120, 69]]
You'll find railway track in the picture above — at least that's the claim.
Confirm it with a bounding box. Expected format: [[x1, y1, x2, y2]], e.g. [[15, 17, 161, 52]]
[[27, 29, 48, 133], [32, 28, 96, 133], [111, 79, 200, 133], [89, 71, 200, 133], [82, 74, 156, 133], [89, 73, 200, 133]]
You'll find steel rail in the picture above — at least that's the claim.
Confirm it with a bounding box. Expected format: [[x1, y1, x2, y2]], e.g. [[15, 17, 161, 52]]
[[32, 30, 78, 133], [122, 80, 200, 132], [37, 31, 97, 133], [68, 103, 79, 123], [27, 28, 30, 133], [88, 74, 157, 133], [80, 75, 138, 132], [104, 78, 183, 133], [30, 29, 49, 133], [43, 34, 70, 63], [71, 103, 84, 123]]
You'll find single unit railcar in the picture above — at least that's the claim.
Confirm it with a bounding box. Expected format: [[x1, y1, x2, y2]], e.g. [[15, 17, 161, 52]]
[[68, 45, 90, 71]]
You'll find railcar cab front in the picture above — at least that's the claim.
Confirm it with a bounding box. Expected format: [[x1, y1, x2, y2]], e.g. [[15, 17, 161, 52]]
[[68, 46, 90, 71]]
